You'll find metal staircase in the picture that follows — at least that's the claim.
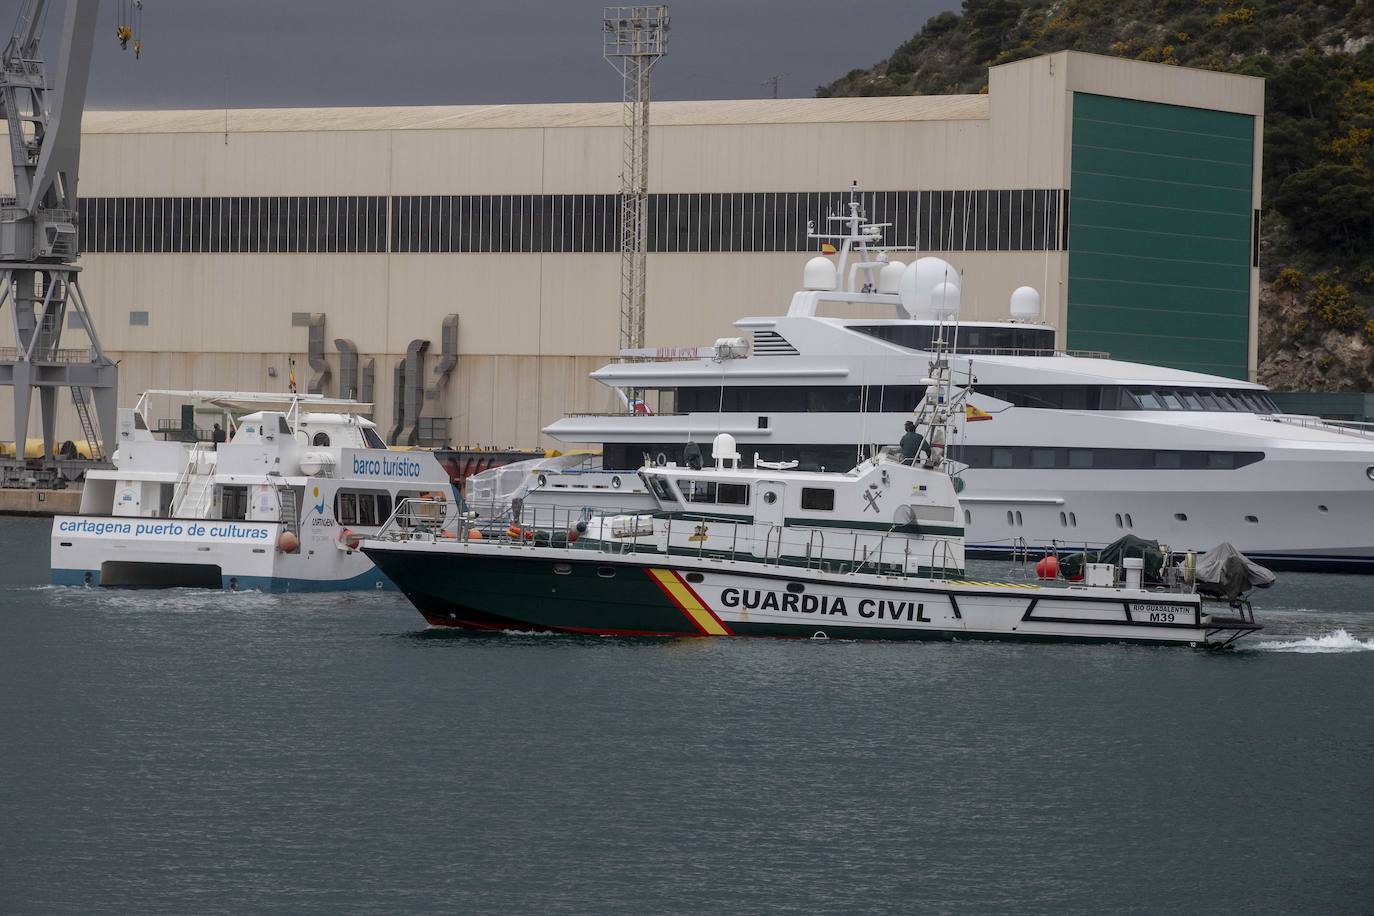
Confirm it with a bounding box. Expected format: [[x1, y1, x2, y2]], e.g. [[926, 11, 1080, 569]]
[[70, 385, 103, 460], [275, 485, 299, 534], [170, 444, 216, 518]]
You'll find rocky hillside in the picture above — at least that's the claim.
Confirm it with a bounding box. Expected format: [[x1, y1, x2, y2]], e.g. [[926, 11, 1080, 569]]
[[819, 0, 1374, 390]]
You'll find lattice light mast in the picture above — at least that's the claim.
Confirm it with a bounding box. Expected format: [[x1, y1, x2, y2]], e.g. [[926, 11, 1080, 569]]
[[603, 5, 668, 355]]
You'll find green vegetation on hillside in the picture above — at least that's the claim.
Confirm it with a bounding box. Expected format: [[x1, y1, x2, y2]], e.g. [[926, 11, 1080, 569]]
[[819, 0, 1374, 389]]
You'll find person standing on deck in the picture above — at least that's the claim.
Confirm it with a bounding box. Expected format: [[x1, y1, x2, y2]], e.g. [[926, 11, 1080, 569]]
[[899, 420, 926, 463]]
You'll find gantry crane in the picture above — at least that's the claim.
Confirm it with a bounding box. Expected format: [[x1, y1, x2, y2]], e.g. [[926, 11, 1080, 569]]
[[0, 0, 116, 485]]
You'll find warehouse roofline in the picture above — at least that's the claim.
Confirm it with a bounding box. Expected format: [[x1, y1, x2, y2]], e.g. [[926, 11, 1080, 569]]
[[79, 94, 990, 135]]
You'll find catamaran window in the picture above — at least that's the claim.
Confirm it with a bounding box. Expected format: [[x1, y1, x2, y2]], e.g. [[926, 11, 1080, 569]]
[[800, 488, 835, 511], [717, 483, 749, 505], [949, 445, 1264, 471], [361, 427, 386, 449], [312, 432, 331, 446], [220, 486, 248, 520], [335, 489, 394, 527], [278, 417, 292, 435]]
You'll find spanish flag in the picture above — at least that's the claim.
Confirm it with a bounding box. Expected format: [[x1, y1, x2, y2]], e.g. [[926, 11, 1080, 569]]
[[965, 403, 992, 422], [288, 362, 298, 394], [820, 243, 838, 255]]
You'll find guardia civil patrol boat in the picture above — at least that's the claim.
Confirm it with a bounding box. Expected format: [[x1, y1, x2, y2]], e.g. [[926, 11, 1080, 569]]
[[50, 390, 454, 590], [365, 351, 1264, 648]]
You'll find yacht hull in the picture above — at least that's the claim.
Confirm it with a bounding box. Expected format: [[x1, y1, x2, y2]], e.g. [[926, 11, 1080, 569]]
[[363, 541, 1258, 648]]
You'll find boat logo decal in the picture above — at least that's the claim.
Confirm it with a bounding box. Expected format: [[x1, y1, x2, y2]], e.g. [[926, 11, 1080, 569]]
[[647, 569, 732, 636], [863, 488, 882, 513], [687, 523, 709, 543]]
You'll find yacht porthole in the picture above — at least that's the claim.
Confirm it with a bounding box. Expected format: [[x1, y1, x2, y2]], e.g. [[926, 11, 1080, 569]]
[[537, 474, 547, 487], [963, 509, 971, 524], [1069, 512, 1077, 527], [1245, 515, 1259, 524], [1059, 512, 1067, 526], [1006, 510, 1014, 525], [1114, 513, 1123, 528], [1318, 504, 1329, 512], [1175, 513, 1188, 522], [611, 476, 622, 489], [763, 492, 778, 504], [1367, 467, 1374, 481], [1015, 511, 1023, 526], [1125, 514, 1133, 528]]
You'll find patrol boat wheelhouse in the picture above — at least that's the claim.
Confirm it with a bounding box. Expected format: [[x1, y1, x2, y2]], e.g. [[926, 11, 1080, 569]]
[[51, 390, 454, 590], [539, 202, 1374, 572], [364, 432, 1263, 648]]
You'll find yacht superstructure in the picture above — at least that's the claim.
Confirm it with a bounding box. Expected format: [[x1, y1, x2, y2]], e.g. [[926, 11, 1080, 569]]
[[541, 202, 1374, 572]]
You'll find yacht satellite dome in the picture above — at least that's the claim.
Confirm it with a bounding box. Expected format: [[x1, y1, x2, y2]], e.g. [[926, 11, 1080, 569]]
[[1010, 286, 1041, 322], [898, 256, 959, 318], [803, 256, 838, 291], [930, 281, 961, 319], [711, 432, 741, 468], [877, 259, 906, 295]]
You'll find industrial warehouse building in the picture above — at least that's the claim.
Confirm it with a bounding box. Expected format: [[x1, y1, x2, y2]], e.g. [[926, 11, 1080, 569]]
[[2, 50, 1264, 450]]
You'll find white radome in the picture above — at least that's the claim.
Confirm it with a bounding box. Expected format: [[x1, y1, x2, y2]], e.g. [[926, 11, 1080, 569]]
[[899, 256, 960, 318], [803, 256, 838, 291], [930, 281, 961, 318], [1010, 285, 1042, 322], [877, 259, 906, 294]]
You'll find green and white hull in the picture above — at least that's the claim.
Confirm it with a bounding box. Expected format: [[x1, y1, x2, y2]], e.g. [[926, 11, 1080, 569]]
[[362, 539, 1260, 648]]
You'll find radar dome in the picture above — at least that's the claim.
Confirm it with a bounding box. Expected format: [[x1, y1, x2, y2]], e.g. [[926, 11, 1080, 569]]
[[898, 256, 960, 318], [877, 259, 906, 295], [803, 256, 838, 291], [1010, 286, 1041, 322], [930, 281, 961, 318]]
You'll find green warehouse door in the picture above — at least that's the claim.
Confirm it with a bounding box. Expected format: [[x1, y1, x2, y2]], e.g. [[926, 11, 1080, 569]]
[[1067, 93, 1254, 378]]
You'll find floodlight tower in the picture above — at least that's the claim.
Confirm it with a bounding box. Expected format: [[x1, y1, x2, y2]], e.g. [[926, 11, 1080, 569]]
[[602, 5, 668, 356]]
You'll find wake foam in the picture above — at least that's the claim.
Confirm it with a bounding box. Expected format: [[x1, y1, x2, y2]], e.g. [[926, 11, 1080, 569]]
[[1255, 629, 1374, 653]]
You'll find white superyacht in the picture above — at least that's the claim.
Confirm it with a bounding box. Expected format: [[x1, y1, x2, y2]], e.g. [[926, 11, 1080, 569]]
[[536, 205, 1374, 572]]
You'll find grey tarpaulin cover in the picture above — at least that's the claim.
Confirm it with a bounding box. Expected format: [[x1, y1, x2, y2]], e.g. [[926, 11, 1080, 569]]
[[1059, 535, 1166, 583], [1193, 542, 1277, 600]]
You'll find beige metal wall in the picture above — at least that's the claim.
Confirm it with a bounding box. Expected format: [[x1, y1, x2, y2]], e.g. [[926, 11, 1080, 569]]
[[0, 52, 1261, 449]]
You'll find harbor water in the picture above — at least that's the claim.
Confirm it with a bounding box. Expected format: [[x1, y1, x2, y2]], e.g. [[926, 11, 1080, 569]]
[[2, 515, 1371, 914]]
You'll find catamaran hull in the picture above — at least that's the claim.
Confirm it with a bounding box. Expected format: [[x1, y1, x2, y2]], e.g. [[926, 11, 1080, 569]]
[[363, 542, 1258, 648]]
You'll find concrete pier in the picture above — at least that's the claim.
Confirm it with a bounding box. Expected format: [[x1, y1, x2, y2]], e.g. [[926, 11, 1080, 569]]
[[0, 488, 81, 517]]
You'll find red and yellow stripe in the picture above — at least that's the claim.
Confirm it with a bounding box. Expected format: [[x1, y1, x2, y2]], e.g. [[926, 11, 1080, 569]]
[[647, 568, 732, 636]]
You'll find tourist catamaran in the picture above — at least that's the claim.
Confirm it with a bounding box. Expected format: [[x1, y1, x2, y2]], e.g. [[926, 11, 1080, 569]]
[[527, 200, 1374, 572], [50, 390, 454, 590]]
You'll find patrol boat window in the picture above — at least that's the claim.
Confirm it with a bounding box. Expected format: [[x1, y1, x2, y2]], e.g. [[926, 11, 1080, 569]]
[[800, 488, 835, 511], [679, 480, 750, 505], [645, 475, 676, 502]]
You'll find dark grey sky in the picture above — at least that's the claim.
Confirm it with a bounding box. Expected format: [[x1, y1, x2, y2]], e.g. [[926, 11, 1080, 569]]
[[19, 0, 961, 110]]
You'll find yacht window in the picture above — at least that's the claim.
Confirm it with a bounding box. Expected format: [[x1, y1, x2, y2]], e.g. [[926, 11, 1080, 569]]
[[1031, 448, 1057, 468], [1125, 514, 1133, 528], [1179, 390, 1205, 410], [1207, 452, 1235, 469], [1245, 515, 1259, 524], [1154, 451, 1182, 469], [1069, 512, 1077, 527], [991, 448, 1014, 468], [1115, 513, 1123, 528], [1059, 512, 1067, 526], [1131, 389, 1164, 410], [1175, 513, 1188, 521], [1160, 391, 1184, 410], [1198, 390, 1224, 410], [1015, 511, 1023, 525], [133, 413, 148, 430], [278, 417, 292, 435], [717, 483, 750, 505], [964, 509, 971, 524], [1006, 510, 1014, 525], [313, 432, 331, 447], [801, 488, 835, 511], [361, 427, 386, 449], [1068, 449, 1093, 469]]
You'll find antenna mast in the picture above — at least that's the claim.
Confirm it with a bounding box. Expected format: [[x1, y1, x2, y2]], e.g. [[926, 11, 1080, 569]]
[[603, 5, 668, 356]]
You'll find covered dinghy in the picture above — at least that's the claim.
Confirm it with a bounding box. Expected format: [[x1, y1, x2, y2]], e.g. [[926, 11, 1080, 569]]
[[1192, 542, 1276, 600], [1059, 535, 1167, 584]]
